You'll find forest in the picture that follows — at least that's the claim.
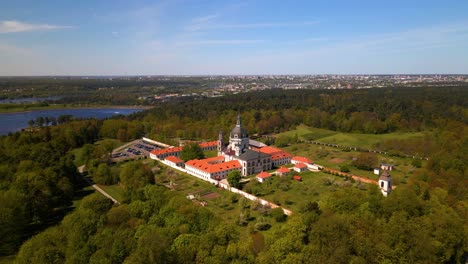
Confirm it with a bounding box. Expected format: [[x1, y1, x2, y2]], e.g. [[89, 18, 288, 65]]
[[0, 86, 466, 263], [0, 77, 207, 107]]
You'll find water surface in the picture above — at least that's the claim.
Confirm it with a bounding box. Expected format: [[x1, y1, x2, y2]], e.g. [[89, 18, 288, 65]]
[[0, 107, 145, 135]]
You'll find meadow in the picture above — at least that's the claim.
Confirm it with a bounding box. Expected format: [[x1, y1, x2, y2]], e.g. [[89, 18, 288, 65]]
[[276, 124, 425, 149]]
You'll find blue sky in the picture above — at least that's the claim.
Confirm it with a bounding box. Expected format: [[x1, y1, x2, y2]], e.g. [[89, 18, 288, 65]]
[[1, 0, 467, 75]]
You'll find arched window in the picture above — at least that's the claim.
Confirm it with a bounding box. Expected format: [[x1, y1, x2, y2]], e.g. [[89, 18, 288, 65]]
[[380, 181, 384, 188]]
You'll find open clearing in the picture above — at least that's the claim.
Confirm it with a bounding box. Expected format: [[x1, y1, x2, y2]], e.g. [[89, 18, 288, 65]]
[[201, 192, 221, 200], [276, 124, 425, 149], [329, 158, 345, 164]]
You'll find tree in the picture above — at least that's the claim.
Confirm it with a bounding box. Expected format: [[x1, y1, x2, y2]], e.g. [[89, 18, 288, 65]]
[[28, 119, 35, 127], [36, 116, 45, 127], [180, 143, 205, 161], [120, 162, 154, 200], [270, 207, 287, 222], [93, 163, 115, 185], [352, 152, 378, 170], [339, 165, 350, 173], [227, 170, 242, 189], [411, 159, 422, 168]]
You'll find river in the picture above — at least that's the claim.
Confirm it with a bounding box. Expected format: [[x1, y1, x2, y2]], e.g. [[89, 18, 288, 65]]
[[0, 107, 146, 135]]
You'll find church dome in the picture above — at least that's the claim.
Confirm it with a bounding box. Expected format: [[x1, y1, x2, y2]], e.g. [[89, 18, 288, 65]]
[[231, 115, 248, 138]]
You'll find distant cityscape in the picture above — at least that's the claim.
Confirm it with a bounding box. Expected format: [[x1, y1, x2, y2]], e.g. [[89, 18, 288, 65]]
[[129, 74, 468, 102]]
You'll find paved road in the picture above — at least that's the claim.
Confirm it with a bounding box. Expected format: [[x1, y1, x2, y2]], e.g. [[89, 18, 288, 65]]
[[78, 165, 121, 204]]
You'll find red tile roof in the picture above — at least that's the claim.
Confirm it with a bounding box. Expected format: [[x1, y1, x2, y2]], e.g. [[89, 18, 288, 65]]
[[294, 163, 308, 169], [256, 171, 272, 179], [257, 146, 291, 160], [209, 161, 241, 173], [271, 152, 292, 160], [185, 159, 241, 174], [258, 146, 284, 154], [276, 167, 290, 173], [151, 146, 182, 156], [292, 156, 312, 164], [165, 155, 183, 164], [203, 156, 225, 164], [293, 175, 302, 181], [199, 141, 217, 148]]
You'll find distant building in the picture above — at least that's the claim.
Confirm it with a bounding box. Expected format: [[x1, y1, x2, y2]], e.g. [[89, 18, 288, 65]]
[[257, 146, 292, 167], [373, 168, 380, 175], [165, 156, 184, 167], [293, 163, 308, 173], [256, 171, 272, 183], [218, 115, 273, 176], [381, 163, 394, 171], [150, 141, 216, 160], [150, 146, 182, 160], [379, 170, 392, 197], [275, 167, 290, 177], [199, 141, 217, 151], [291, 156, 312, 165], [293, 175, 302, 181], [291, 155, 320, 170], [185, 157, 241, 181], [249, 139, 267, 150]]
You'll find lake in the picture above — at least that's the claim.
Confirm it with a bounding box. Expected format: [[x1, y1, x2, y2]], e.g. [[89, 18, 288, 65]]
[[0, 107, 146, 135]]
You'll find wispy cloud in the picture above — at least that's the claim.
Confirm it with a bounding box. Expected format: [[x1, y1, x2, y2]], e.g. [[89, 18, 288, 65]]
[[191, 14, 219, 24], [328, 22, 468, 54], [185, 14, 219, 31], [177, 39, 263, 46], [0, 20, 73, 33], [185, 13, 319, 32], [210, 21, 319, 29]]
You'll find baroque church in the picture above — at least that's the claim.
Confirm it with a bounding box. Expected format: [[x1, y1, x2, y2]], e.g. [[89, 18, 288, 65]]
[[218, 115, 272, 176]]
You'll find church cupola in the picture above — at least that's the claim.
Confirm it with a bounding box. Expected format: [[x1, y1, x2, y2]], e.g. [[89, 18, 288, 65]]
[[230, 115, 248, 139], [229, 115, 249, 156]]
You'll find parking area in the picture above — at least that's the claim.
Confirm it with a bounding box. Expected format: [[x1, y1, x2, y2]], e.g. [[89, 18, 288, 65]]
[[111, 139, 161, 163]]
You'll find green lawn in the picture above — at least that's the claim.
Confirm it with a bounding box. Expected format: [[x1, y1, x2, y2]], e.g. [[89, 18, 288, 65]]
[[71, 138, 127, 167], [276, 124, 424, 149], [158, 167, 277, 227], [204, 150, 218, 158], [97, 184, 125, 203], [282, 142, 421, 185], [257, 171, 359, 212]]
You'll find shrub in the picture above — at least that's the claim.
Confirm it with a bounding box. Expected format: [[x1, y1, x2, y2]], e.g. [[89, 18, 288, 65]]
[[270, 208, 287, 222]]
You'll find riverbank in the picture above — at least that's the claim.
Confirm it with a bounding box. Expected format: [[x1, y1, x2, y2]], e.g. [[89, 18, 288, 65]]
[[0, 107, 148, 135], [0, 104, 153, 114]]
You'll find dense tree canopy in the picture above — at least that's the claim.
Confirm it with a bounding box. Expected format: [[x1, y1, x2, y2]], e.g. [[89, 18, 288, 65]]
[[227, 170, 242, 189], [1, 86, 466, 262], [180, 143, 205, 161]]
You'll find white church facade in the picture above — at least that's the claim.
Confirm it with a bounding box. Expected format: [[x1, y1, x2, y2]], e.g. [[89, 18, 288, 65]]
[[218, 115, 273, 176]]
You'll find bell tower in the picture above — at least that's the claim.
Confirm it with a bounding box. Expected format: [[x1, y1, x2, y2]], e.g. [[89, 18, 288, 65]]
[[378, 171, 392, 197], [230, 115, 249, 156], [217, 131, 224, 156]]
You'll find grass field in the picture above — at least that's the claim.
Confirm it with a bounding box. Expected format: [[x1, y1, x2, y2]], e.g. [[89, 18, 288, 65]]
[[258, 171, 365, 212], [282, 142, 421, 185], [159, 167, 282, 231], [71, 138, 126, 167], [97, 184, 125, 203], [204, 150, 218, 158], [277, 124, 424, 149]]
